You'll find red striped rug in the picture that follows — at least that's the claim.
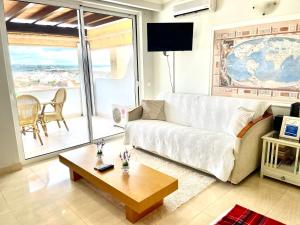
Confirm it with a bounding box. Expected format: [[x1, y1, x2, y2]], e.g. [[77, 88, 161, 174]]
[[215, 205, 285, 225]]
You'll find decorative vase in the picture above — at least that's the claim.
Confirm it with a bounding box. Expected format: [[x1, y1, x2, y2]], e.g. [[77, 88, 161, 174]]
[[122, 162, 129, 173], [97, 151, 103, 159], [96, 139, 105, 158], [120, 148, 131, 173]]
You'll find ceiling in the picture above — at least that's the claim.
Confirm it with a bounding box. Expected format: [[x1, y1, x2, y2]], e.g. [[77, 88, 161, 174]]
[[97, 0, 172, 11], [144, 0, 172, 3], [142, 0, 164, 3], [4, 0, 122, 36]]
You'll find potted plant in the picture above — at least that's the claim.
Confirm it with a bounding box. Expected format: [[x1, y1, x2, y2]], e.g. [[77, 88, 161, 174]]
[[96, 139, 105, 158], [120, 149, 131, 172]]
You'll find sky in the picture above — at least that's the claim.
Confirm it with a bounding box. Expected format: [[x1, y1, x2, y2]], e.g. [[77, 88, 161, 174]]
[[9, 46, 79, 66]]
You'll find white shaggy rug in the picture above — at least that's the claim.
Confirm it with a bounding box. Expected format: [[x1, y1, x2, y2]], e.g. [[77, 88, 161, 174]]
[[131, 149, 216, 212], [84, 148, 216, 215]]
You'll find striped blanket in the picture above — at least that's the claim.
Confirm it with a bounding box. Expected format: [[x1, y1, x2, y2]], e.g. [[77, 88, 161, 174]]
[[215, 205, 285, 225]]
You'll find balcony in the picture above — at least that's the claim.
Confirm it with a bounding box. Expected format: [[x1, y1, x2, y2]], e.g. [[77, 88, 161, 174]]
[[18, 86, 129, 159], [4, 1, 136, 159]]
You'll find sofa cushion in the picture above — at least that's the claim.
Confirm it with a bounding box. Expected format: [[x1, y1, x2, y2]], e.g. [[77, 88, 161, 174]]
[[160, 93, 270, 134], [141, 100, 165, 120], [124, 120, 236, 181]]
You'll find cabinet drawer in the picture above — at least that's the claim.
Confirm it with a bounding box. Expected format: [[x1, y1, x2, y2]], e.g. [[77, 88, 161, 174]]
[[263, 170, 300, 186]]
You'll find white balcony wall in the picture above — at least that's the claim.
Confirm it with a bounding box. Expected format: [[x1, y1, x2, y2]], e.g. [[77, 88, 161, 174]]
[[93, 55, 136, 117]]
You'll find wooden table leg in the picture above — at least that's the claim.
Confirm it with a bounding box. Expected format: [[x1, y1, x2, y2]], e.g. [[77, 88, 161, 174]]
[[69, 169, 82, 181], [125, 199, 163, 223]]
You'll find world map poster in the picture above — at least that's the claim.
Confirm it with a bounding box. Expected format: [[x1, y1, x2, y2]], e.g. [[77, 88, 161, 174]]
[[212, 19, 300, 102]]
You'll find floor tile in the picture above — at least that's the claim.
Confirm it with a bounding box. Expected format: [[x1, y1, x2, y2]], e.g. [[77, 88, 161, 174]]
[[0, 191, 10, 215], [0, 211, 20, 225], [22, 116, 123, 159], [188, 212, 215, 225], [267, 189, 300, 225], [203, 173, 288, 219], [0, 138, 299, 225], [0, 168, 37, 191], [12, 200, 85, 225]]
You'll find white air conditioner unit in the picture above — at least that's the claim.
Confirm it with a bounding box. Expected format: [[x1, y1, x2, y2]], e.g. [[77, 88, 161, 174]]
[[173, 0, 217, 17], [112, 104, 129, 128]]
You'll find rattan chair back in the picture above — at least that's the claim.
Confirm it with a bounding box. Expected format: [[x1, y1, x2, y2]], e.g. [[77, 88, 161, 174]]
[[53, 88, 66, 114], [16, 95, 41, 126]]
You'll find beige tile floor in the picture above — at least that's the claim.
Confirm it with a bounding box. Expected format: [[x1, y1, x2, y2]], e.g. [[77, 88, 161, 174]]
[[22, 116, 124, 159], [1, 138, 300, 225]]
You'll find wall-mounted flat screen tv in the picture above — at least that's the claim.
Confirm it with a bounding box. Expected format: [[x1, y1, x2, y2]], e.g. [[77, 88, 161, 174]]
[[147, 23, 194, 52]]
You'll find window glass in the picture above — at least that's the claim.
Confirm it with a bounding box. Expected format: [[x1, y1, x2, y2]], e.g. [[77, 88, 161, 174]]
[[9, 45, 80, 93], [90, 45, 132, 79]]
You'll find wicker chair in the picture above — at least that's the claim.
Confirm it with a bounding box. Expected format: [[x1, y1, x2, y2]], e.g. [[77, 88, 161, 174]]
[[39, 88, 69, 137], [16, 95, 43, 145]]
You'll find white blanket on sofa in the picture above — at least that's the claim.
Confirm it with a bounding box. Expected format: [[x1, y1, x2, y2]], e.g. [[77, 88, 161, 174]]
[[124, 120, 236, 181]]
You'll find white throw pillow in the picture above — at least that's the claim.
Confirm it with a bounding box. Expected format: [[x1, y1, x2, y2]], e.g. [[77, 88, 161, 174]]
[[227, 107, 255, 136]]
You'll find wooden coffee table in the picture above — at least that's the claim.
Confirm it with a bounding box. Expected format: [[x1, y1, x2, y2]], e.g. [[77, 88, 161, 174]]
[[59, 145, 178, 223]]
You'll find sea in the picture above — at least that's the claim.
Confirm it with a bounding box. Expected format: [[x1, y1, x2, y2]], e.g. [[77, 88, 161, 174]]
[[11, 64, 80, 73], [11, 64, 110, 92]]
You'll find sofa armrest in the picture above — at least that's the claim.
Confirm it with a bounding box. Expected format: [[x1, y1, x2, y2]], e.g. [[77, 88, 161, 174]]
[[128, 106, 143, 122], [229, 113, 273, 184], [237, 112, 273, 138]]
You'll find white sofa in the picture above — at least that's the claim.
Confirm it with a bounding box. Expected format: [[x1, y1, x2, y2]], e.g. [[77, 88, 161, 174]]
[[124, 93, 273, 184]]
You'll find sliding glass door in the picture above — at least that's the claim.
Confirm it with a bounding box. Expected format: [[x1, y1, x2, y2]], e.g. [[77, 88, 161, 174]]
[[79, 8, 138, 140], [4, 0, 90, 158], [3, 0, 138, 159]]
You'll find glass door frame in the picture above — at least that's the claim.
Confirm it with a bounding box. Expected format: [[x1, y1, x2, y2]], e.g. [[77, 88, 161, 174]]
[[1, 0, 141, 163], [78, 6, 140, 143]]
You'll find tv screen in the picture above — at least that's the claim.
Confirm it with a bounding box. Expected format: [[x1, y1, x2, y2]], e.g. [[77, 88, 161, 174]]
[[147, 23, 193, 52]]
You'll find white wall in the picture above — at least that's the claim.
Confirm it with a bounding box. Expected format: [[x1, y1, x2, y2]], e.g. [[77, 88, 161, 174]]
[[139, 9, 155, 99], [152, 0, 300, 114], [0, 4, 22, 169]]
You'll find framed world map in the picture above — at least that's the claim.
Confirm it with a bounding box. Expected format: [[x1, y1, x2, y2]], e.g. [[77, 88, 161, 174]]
[[212, 19, 300, 102]]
